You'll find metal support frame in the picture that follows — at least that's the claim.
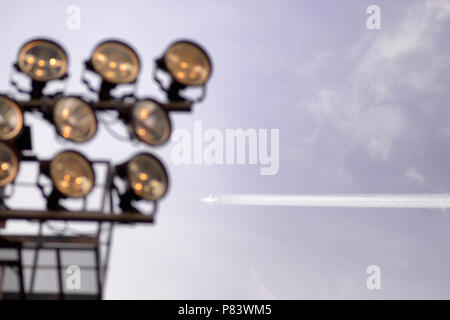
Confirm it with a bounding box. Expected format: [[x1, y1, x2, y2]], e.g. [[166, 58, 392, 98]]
[[0, 156, 151, 299], [0, 234, 106, 300], [17, 98, 192, 113], [0, 209, 153, 224]]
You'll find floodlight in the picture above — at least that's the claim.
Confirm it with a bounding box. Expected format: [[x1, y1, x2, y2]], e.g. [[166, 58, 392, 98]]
[[89, 40, 140, 84], [17, 39, 68, 82], [0, 96, 24, 141], [0, 142, 19, 187], [155, 40, 212, 101], [49, 151, 95, 198], [164, 41, 212, 86], [117, 153, 168, 202], [131, 99, 171, 146], [126, 153, 168, 201], [53, 97, 97, 143]]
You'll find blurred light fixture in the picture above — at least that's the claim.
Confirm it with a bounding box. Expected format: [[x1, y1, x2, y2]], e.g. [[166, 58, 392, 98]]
[[0, 142, 20, 187], [164, 41, 212, 86], [155, 40, 212, 102], [49, 150, 95, 198], [125, 153, 168, 201], [16, 39, 68, 98], [91, 40, 140, 84], [85, 40, 140, 100], [115, 153, 168, 213], [130, 99, 171, 146], [17, 39, 68, 82], [53, 97, 97, 143], [0, 96, 24, 141]]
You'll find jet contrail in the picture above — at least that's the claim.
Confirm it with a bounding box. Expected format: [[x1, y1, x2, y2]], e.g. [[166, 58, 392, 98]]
[[212, 194, 450, 209]]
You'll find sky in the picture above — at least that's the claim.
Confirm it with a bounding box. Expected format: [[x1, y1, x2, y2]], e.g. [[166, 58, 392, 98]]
[[1, 0, 450, 299]]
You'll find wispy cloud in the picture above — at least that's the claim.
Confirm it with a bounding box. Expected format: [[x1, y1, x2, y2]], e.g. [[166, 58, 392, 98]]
[[305, 0, 450, 161], [405, 168, 426, 184]]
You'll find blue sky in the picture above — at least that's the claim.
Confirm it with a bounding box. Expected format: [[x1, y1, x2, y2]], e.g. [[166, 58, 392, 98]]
[[2, 0, 450, 299]]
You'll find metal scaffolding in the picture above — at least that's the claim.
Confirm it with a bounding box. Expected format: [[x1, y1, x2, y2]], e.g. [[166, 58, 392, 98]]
[[0, 156, 152, 300]]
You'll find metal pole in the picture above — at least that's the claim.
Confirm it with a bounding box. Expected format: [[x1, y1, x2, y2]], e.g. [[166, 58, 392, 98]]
[[56, 249, 64, 300], [29, 222, 43, 295], [0, 264, 4, 300]]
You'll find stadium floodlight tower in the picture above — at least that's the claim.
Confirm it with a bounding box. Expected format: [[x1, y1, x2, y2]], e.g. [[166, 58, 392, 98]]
[[0, 37, 212, 300]]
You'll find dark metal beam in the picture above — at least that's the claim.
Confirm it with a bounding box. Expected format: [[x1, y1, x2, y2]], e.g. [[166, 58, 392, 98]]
[[0, 209, 154, 223], [17, 98, 192, 112]]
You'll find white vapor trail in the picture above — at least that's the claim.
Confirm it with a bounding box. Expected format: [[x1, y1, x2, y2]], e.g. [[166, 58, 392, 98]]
[[217, 194, 450, 209]]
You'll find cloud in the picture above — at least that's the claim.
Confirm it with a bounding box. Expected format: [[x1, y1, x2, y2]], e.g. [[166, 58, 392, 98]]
[[405, 168, 426, 184], [305, 0, 450, 161]]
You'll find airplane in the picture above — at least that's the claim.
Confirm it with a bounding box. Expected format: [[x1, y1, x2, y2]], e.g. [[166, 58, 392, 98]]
[[201, 194, 218, 205]]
